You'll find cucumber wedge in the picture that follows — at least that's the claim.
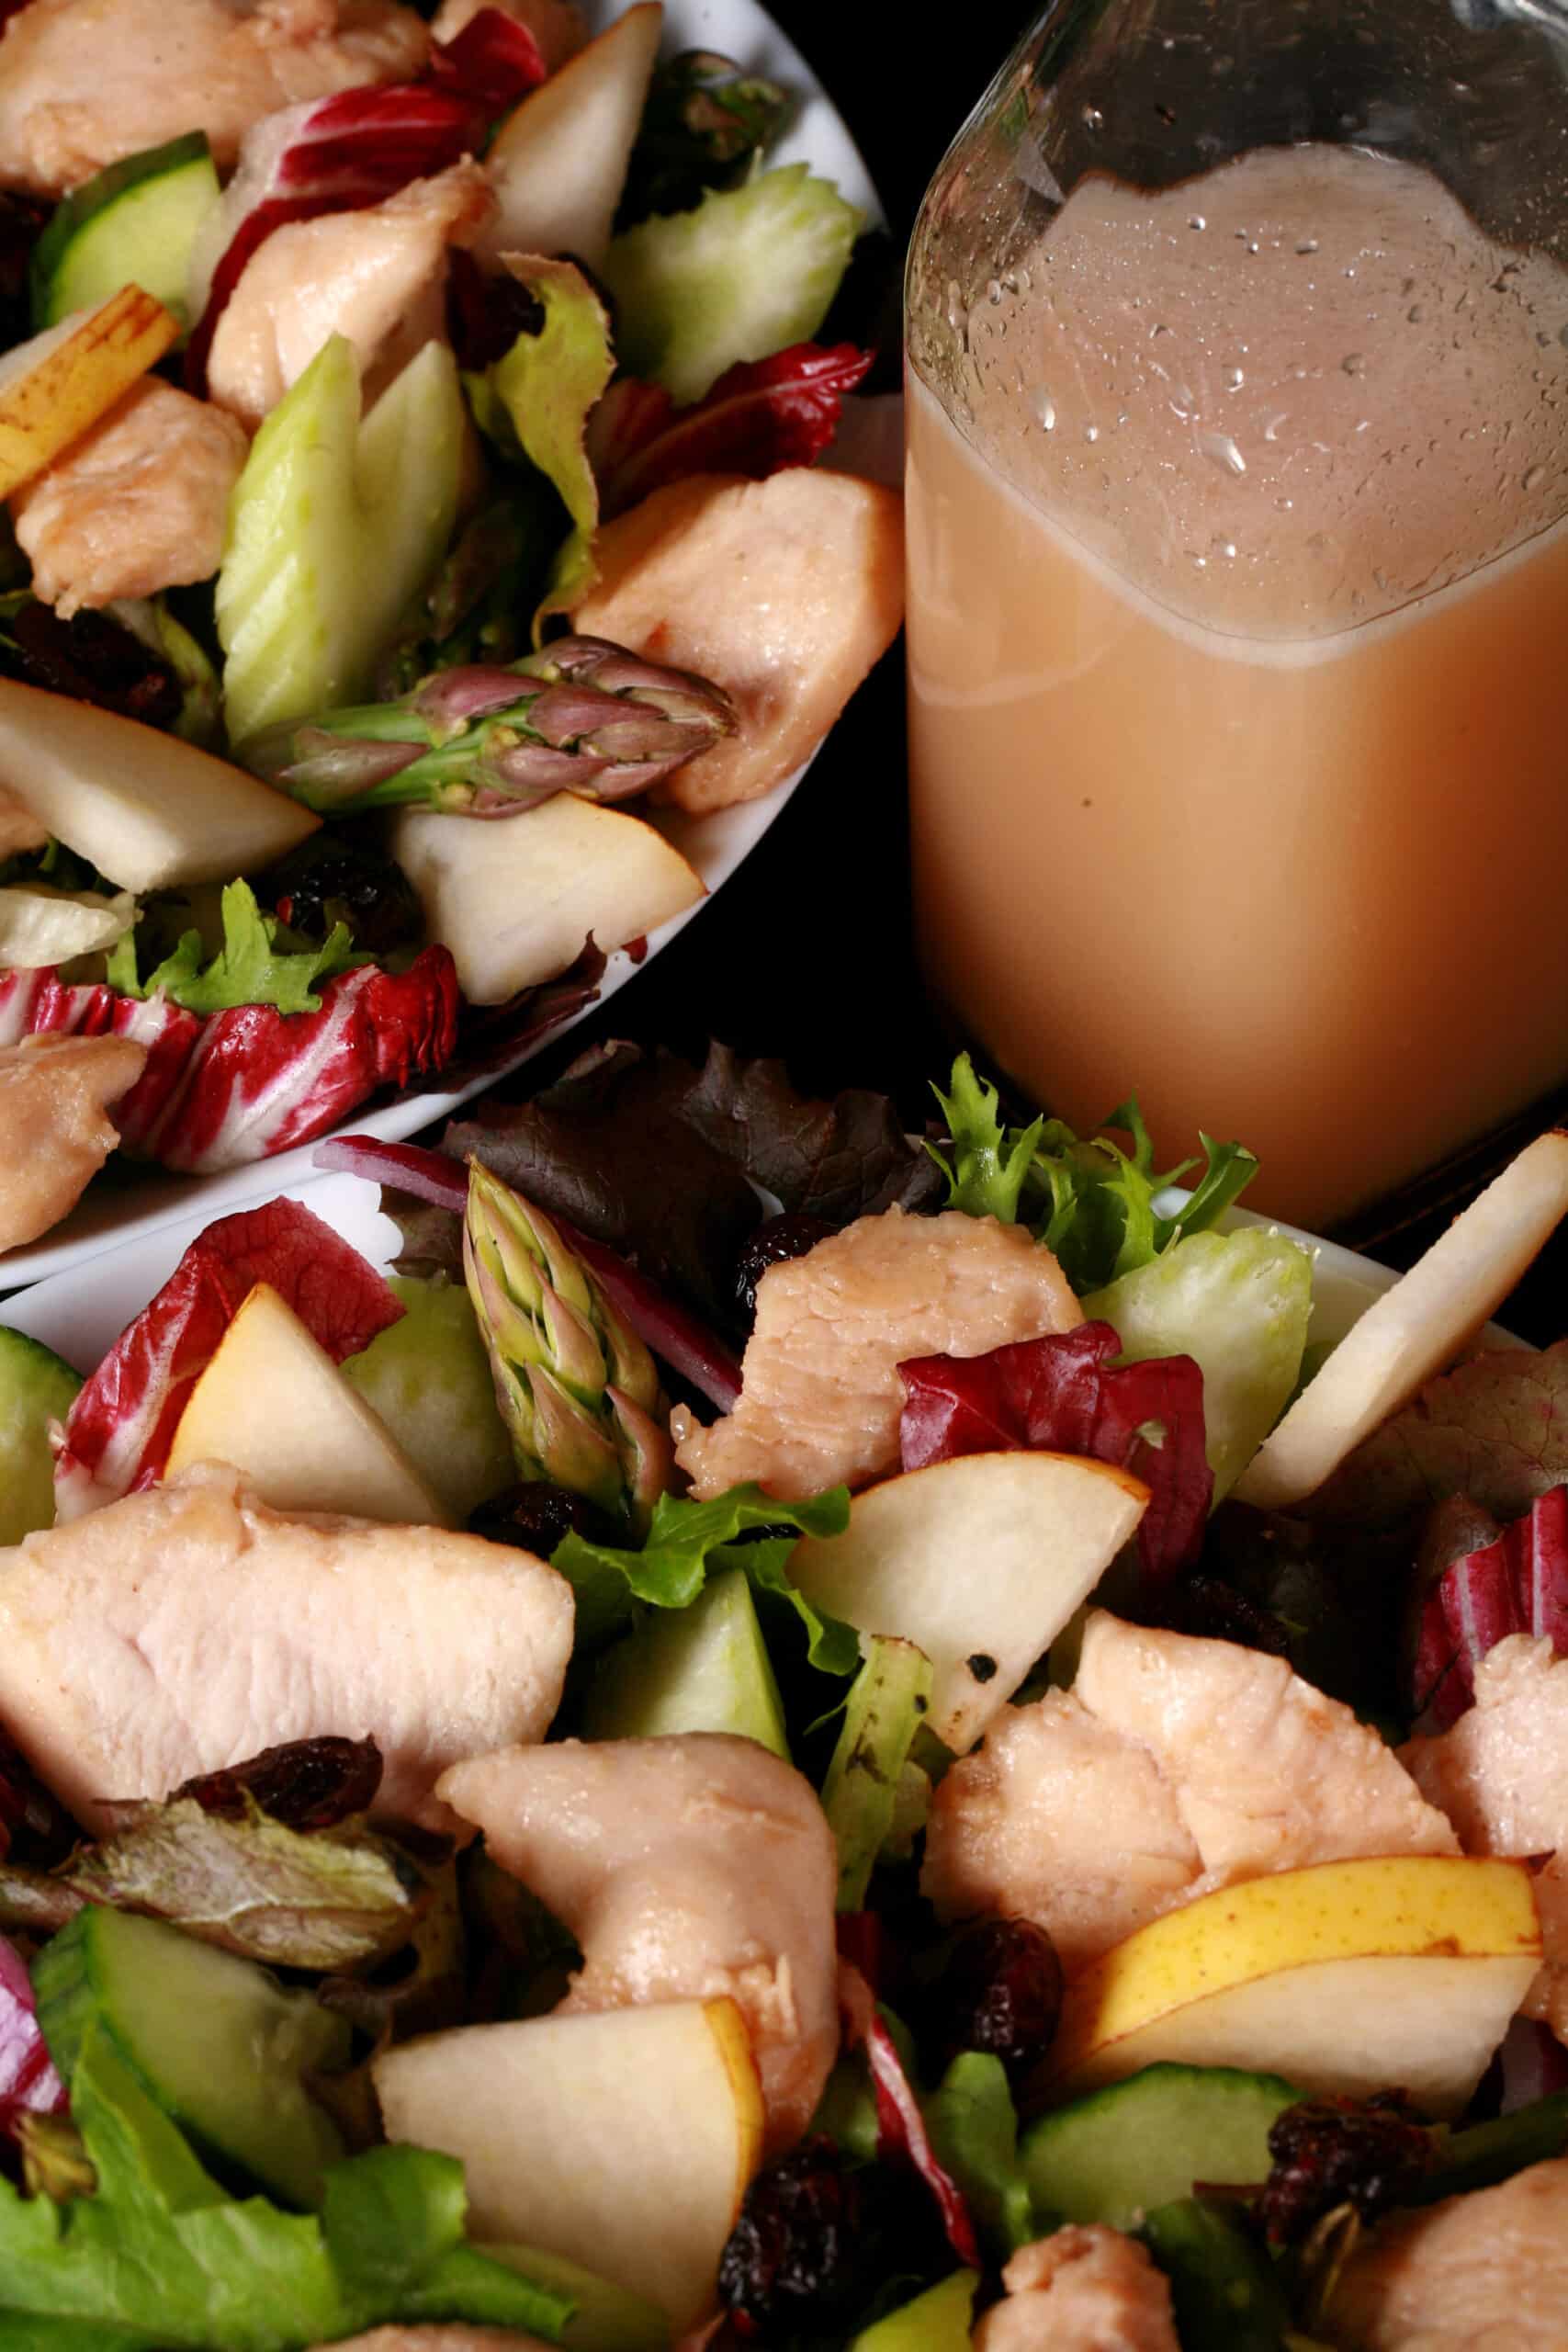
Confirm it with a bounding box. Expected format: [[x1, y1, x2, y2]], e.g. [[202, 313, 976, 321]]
[[33, 1907, 350, 2206], [218, 334, 466, 745], [342, 1274, 514, 1521], [601, 164, 861, 404], [31, 133, 220, 331], [583, 1569, 790, 1758], [1140, 2198, 1293, 2351], [0, 1324, 80, 1544], [1020, 2062, 1299, 2230]]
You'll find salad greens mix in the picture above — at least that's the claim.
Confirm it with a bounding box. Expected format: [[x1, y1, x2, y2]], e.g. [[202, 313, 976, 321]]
[[2, 1040, 1567, 2348]]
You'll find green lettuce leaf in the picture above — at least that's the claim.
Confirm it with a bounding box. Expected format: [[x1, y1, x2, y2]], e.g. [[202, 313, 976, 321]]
[[551, 1480, 857, 1668], [0, 2026, 572, 2350], [463, 255, 615, 634], [922, 2053, 1035, 2259], [927, 1053, 1259, 1294], [107, 880, 363, 1014]]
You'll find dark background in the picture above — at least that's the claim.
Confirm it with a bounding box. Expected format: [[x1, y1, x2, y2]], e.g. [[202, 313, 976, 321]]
[[501, 0, 1568, 1341]]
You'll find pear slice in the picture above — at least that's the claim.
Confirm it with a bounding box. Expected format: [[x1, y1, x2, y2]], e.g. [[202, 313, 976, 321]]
[[1043, 1855, 1540, 2120], [1233, 1130, 1568, 1511], [0, 676, 317, 891], [0, 286, 178, 500], [477, 3, 664, 271], [166, 1283, 451, 1526], [390, 792, 703, 1004], [373, 1996, 764, 2329], [788, 1452, 1149, 1755]]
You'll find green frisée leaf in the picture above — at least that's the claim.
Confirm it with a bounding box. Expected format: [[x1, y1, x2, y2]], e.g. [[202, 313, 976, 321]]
[[107, 880, 363, 1014], [0, 2026, 573, 2348], [550, 1481, 856, 1666], [821, 1635, 933, 1909], [927, 1053, 1260, 1295], [463, 255, 615, 631], [1085, 1228, 1314, 1499], [616, 49, 791, 229]]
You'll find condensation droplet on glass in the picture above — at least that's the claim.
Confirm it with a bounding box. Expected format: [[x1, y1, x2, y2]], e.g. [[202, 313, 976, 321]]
[[1168, 384, 1197, 419], [1149, 322, 1172, 340], [1524, 464, 1546, 492], [1189, 213, 1207, 231], [945, 280, 964, 333], [1033, 390, 1056, 431], [1198, 429, 1247, 477], [1274, 495, 1294, 511], [1264, 413, 1288, 442], [1081, 104, 1104, 130], [1213, 537, 1239, 560], [1223, 365, 1245, 390], [986, 279, 1003, 305], [1341, 352, 1367, 376], [1407, 303, 1426, 323], [1187, 550, 1208, 570], [1296, 238, 1319, 255], [1084, 423, 1100, 443]]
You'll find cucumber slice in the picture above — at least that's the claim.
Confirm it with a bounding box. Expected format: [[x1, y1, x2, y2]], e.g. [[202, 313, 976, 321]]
[[1019, 2062, 1299, 2230], [582, 1569, 789, 1758], [1083, 1227, 1314, 1499], [31, 133, 220, 331], [845, 2270, 978, 2352], [0, 1324, 81, 1544], [32, 1906, 350, 2205], [343, 1274, 514, 1521], [601, 164, 861, 404], [218, 334, 466, 745], [1140, 2198, 1293, 2352]]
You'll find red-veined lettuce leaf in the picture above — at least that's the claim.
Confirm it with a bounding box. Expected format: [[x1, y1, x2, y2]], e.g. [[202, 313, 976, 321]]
[[1412, 1483, 1568, 1725], [0, 1935, 65, 2146], [589, 341, 874, 518]]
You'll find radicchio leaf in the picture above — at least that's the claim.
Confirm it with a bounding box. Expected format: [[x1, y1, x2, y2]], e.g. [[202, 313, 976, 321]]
[[1305, 1340, 1568, 1533], [423, 6, 546, 117], [899, 1321, 1212, 1586], [589, 342, 874, 519], [0, 1933, 65, 2144], [836, 1959, 980, 2270], [1411, 1484, 1568, 1725], [0, 947, 458, 1175], [53, 1197, 403, 1516]]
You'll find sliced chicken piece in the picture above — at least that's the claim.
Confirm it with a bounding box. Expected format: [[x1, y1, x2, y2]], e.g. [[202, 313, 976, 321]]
[[0, 0, 429, 198], [921, 1688, 1200, 1978], [206, 160, 494, 430], [311, 2333, 556, 2351], [11, 379, 248, 616], [1403, 1635, 1568, 2039], [569, 470, 906, 813], [1075, 1612, 1460, 1888], [0, 1462, 572, 1835], [925, 1613, 1456, 1973], [431, 0, 584, 70], [0, 786, 48, 860], [973, 2227, 1179, 2352], [438, 1733, 839, 2154], [0, 1033, 147, 1253], [672, 1206, 1081, 1502], [1324, 2156, 1568, 2350]]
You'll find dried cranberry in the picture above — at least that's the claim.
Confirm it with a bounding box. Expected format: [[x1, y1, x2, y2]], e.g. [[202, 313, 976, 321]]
[[468, 1479, 619, 1555], [1258, 2092, 1435, 2245], [172, 1735, 383, 1831], [921, 1916, 1064, 2081], [1162, 1574, 1292, 1657], [0, 1732, 75, 1868], [718, 2140, 885, 2340], [254, 833, 422, 958], [446, 248, 546, 370], [733, 1213, 836, 1323], [4, 602, 181, 729]]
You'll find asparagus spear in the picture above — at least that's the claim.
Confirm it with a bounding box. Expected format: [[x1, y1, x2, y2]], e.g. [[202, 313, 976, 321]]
[[239, 636, 736, 816], [463, 1160, 674, 1537]]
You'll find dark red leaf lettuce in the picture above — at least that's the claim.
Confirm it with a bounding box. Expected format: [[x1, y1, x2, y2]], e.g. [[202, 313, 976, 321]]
[[899, 1321, 1212, 1587], [589, 342, 875, 519], [1411, 1484, 1568, 1725], [0, 949, 458, 1174], [53, 1198, 403, 1518], [1304, 1341, 1568, 1533], [836, 1955, 980, 2270]]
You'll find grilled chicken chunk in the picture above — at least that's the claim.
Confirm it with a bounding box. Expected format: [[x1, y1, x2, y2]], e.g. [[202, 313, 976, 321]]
[[12, 380, 248, 616], [0, 1464, 572, 1834], [206, 160, 495, 429], [0, 0, 429, 197], [1403, 1635, 1568, 2040], [672, 1206, 1081, 1502], [0, 1033, 147, 1254], [438, 1733, 839, 2154], [973, 2227, 1179, 2352], [1324, 2156, 1568, 2349], [925, 1612, 1457, 1973]]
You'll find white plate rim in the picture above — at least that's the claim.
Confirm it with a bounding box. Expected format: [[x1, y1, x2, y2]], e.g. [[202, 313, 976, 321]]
[[0, 0, 884, 1293]]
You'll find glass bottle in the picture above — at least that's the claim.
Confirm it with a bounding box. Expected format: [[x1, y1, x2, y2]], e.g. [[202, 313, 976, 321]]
[[905, 0, 1568, 1227]]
